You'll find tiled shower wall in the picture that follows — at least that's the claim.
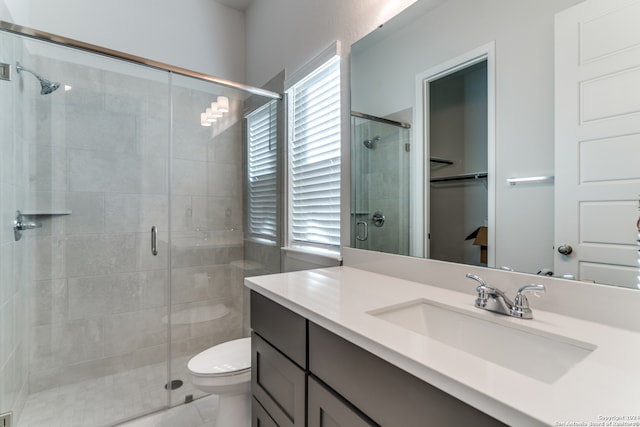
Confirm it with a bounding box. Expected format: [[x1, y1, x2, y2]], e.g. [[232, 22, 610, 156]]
[[23, 52, 246, 399], [26, 56, 171, 396], [0, 33, 30, 422]]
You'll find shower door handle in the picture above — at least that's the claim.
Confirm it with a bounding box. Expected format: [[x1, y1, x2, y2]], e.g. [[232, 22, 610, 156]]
[[356, 221, 368, 241], [151, 226, 158, 256]]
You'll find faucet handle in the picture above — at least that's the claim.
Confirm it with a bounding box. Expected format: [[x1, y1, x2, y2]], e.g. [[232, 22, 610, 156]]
[[512, 284, 545, 319], [466, 273, 492, 308], [466, 273, 486, 288], [515, 284, 545, 303]]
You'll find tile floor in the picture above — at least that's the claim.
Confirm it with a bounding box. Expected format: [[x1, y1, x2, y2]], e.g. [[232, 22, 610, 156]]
[[115, 395, 218, 427], [16, 355, 209, 427]]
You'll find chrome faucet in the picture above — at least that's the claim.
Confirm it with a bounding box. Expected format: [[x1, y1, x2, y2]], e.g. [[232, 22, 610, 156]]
[[465, 273, 545, 319]]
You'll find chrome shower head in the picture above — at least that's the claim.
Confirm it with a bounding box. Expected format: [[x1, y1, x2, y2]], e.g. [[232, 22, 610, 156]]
[[16, 62, 60, 95]]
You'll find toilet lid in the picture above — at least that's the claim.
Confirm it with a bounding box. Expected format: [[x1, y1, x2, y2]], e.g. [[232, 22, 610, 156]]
[[188, 337, 251, 377]]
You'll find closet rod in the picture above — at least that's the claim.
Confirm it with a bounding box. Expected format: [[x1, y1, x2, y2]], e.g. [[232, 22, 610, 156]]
[[430, 157, 454, 165], [351, 111, 412, 129], [430, 172, 488, 183]]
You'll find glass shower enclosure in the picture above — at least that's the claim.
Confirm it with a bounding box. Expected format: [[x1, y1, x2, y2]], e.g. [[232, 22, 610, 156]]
[[0, 22, 281, 426], [351, 112, 411, 256]]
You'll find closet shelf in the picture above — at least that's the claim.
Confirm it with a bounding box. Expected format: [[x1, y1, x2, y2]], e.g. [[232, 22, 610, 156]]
[[430, 172, 488, 183], [430, 157, 454, 165]]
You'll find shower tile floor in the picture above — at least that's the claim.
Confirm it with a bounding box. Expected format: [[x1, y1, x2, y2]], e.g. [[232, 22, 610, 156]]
[[116, 396, 218, 427], [16, 355, 213, 427]]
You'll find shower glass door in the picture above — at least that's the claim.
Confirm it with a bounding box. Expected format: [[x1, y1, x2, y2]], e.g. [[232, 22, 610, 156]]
[[1, 23, 282, 427], [168, 75, 260, 405], [351, 114, 411, 256], [1, 30, 172, 426]]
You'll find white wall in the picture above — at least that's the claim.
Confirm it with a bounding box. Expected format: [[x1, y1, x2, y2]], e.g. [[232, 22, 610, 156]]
[[244, 0, 428, 88], [0, 0, 245, 81]]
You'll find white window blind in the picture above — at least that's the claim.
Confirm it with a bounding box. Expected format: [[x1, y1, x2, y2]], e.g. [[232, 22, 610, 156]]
[[247, 100, 278, 240], [288, 55, 341, 247]]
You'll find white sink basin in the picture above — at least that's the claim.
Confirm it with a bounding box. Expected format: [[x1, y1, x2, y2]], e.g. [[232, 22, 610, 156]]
[[369, 299, 596, 383]]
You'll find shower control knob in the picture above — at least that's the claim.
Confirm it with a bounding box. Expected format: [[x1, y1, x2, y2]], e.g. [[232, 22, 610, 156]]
[[372, 211, 385, 227], [557, 244, 573, 255]]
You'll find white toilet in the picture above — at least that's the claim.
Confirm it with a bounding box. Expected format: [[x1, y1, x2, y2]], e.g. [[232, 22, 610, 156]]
[[187, 337, 252, 427]]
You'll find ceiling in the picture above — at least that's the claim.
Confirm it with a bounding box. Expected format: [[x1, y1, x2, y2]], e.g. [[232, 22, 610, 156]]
[[215, 0, 254, 11]]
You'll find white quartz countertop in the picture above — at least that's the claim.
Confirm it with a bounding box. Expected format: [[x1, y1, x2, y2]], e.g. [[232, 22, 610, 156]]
[[245, 266, 640, 427]]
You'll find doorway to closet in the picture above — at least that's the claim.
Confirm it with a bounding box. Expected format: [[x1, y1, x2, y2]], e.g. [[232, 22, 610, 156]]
[[418, 47, 494, 266]]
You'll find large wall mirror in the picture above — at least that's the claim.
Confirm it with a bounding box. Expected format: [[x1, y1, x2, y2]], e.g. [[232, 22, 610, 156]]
[[350, 0, 640, 290]]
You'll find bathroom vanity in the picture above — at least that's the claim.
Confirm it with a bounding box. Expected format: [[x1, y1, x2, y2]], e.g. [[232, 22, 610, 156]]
[[250, 291, 503, 426], [246, 248, 640, 427]]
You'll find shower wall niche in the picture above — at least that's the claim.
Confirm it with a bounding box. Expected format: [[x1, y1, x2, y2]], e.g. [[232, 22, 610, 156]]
[[0, 26, 281, 427]]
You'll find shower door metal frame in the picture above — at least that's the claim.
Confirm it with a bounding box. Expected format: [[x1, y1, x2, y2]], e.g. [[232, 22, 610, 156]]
[[0, 20, 282, 100]]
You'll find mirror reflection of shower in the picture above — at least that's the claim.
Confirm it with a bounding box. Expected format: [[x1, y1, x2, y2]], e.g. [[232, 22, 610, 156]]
[[16, 61, 60, 94], [351, 112, 412, 256]]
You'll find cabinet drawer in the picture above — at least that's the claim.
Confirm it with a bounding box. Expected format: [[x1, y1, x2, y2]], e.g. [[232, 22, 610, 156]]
[[250, 291, 307, 368], [308, 376, 376, 427], [252, 397, 279, 427], [252, 332, 306, 427], [308, 323, 505, 427]]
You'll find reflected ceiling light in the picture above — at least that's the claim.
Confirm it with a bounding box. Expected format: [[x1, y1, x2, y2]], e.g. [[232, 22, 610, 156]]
[[64, 84, 72, 91], [205, 108, 217, 122], [217, 96, 229, 113], [200, 97, 229, 126], [200, 112, 212, 127], [209, 102, 223, 118]]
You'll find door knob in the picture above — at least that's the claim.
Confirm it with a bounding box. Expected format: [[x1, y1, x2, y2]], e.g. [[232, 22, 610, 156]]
[[557, 244, 573, 255]]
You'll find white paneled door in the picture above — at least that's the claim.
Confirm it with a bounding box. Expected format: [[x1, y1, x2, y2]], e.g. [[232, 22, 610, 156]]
[[555, 0, 640, 288]]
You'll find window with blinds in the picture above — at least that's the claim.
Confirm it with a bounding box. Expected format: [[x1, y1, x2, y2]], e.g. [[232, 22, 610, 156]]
[[287, 55, 341, 248], [246, 100, 278, 241]]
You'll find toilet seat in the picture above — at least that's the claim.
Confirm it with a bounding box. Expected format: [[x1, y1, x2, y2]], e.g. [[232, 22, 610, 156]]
[[187, 337, 251, 377]]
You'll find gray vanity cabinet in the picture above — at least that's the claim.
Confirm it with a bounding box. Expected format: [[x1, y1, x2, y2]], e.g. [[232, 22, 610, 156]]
[[308, 376, 375, 427], [308, 323, 505, 427], [250, 291, 505, 427], [252, 397, 279, 427], [251, 292, 306, 427]]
